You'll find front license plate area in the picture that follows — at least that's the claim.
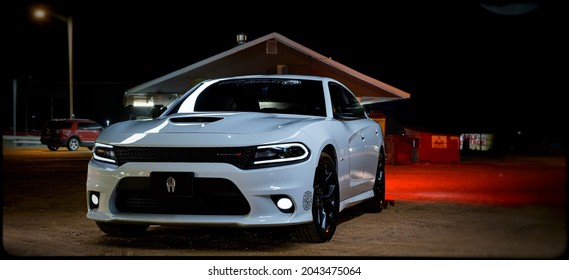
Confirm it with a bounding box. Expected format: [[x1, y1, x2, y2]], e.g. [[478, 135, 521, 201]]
[[150, 172, 194, 197]]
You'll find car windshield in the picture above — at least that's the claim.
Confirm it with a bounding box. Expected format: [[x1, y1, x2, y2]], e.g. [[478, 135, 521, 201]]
[[171, 78, 326, 117]]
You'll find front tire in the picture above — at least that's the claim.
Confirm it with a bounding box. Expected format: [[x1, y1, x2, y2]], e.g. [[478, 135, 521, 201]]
[[95, 222, 149, 236], [67, 137, 80, 151], [292, 152, 339, 243]]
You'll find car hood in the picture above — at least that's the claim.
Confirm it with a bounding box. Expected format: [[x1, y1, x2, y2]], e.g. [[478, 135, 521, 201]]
[[98, 112, 325, 147]]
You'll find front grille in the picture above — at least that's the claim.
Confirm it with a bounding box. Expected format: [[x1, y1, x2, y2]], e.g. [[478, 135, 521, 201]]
[[115, 177, 251, 215], [113, 146, 255, 168]]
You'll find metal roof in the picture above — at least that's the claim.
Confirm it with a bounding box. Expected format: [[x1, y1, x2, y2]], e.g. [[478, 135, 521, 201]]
[[124, 32, 411, 107]]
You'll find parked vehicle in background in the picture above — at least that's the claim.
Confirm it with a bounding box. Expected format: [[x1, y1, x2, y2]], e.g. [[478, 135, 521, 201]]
[[87, 74, 386, 243], [40, 119, 103, 151]]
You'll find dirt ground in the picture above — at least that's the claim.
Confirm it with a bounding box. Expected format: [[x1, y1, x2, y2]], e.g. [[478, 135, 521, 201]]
[[2, 145, 567, 258]]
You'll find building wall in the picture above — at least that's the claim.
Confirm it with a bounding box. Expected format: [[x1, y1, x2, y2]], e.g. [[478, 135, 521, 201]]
[[417, 132, 461, 163]]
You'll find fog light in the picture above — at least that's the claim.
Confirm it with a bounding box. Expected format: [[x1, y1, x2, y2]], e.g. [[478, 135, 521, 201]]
[[91, 194, 99, 205], [89, 192, 100, 209], [271, 195, 295, 213], [277, 197, 293, 210]]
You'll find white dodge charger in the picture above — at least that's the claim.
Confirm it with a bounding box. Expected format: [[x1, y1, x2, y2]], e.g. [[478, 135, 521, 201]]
[[86, 74, 386, 242]]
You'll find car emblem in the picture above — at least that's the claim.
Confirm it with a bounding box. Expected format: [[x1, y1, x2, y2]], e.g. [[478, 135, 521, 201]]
[[166, 176, 176, 193]]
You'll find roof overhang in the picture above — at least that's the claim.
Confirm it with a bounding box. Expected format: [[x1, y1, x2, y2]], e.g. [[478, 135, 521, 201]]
[[124, 32, 411, 107]]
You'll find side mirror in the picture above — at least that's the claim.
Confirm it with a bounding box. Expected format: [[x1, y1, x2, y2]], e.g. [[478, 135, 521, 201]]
[[335, 105, 365, 120], [150, 105, 167, 119]]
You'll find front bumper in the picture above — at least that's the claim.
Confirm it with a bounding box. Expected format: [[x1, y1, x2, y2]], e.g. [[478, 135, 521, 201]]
[[86, 158, 316, 227]]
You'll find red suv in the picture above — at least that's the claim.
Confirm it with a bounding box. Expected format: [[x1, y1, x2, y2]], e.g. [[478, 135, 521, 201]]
[[40, 119, 103, 151]]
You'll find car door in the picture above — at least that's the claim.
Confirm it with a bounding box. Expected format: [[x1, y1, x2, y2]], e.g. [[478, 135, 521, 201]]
[[329, 82, 379, 195], [77, 121, 102, 142]]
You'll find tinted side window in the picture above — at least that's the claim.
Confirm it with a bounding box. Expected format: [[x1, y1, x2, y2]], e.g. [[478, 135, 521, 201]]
[[328, 82, 366, 119]]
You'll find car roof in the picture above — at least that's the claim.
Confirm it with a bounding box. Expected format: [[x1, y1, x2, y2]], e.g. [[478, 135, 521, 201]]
[[204, 74, 336, 83], [48, 118, 95, 122]]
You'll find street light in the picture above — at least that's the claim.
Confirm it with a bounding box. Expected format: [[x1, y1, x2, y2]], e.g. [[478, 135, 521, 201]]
[[33, 6, 74, 119]]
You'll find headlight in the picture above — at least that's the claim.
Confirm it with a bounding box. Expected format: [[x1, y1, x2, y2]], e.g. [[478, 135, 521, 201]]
[[252, 143, 309, 165], [92, 143, 117, 164]]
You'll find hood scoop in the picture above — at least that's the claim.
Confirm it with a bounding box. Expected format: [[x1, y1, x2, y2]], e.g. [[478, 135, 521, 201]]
[[169, 116, 223, 123]]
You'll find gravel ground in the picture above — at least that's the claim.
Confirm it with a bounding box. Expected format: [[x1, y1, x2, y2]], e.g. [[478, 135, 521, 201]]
[[2, 145, 567, 258]]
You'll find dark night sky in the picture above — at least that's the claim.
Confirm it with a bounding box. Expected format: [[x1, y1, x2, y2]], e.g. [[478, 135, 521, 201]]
[[3, 1, 567, 141]]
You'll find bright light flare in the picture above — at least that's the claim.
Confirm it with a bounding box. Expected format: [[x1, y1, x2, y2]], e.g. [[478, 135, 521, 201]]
[[34, 9, 46, 19], [31, 4, 51, 21]]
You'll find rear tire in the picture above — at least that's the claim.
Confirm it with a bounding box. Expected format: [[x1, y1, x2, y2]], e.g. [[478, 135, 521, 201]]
[[47, 145, 59, 151], [364, 150, 386, 213], [95, 222, 149, 236], [67, 137, 80, 151], [292, 152, 339, 243]]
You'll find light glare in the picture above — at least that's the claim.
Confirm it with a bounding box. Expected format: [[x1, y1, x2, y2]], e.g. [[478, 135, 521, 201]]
[[34, 9, 46, 19]]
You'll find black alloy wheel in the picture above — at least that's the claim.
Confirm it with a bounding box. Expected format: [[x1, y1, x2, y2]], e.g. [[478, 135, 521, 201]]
[[292, 152, 339, 243], [365, 150, 387, 213]]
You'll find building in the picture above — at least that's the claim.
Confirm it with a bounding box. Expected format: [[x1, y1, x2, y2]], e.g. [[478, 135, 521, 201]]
[[122, 32, 411, 120]]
